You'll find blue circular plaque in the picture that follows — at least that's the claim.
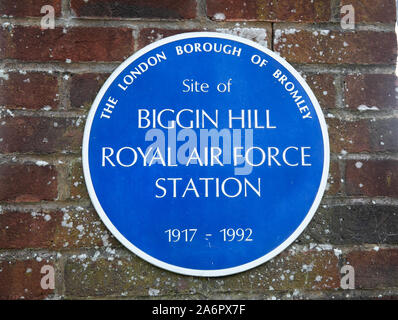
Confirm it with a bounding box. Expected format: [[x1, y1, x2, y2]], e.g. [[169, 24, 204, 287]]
[[83, 32, 329, 276]]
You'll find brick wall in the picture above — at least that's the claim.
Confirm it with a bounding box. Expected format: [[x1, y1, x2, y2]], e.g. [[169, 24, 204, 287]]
[[0, 0, 397, 300]]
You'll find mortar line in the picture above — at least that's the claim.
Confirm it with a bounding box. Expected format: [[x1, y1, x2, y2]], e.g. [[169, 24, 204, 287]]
[[1, 61, 396, 75], [334, 73, 345, 109], [1, 195, 398, 212], [196, 0, 208, 21], [1, 16, 396, 31], [2, 243, 398, 261]]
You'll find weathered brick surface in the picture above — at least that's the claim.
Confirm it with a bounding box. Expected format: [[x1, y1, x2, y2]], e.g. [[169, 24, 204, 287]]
[[325, 161, 341, 195], [220, 250, 340, 292], [70, 73, 109, 110], [207, 0, 331, 22], [214, 27, 272, 48], [274, 30, 397, 64], [71, 0, 197, 19], [0, 116, 84, 154], [345, 249, 398, 289], [303, 205, 398, 245], [327, 118, 398, 153], [0, 0, 62, 17], [304, 74, 336, 110], [64, 249, 339, 297], [138, 27, 272, 49], [0, 26, 134, 62], [70, 160, 89, 200], [341, 0, 396, 23], [0, 207, 117, 249], [54, 207, 121, 250], [0, 72, 59, 110], [0, 259, 55, 299], [346, 160, 398, 197], [0, 163, 57, 202], [344, 74, 398, 110], [138, 28, 197, 49], [0, 210, 61, 248], [52, 207, 119, 249], [327, 118, 370, 153]]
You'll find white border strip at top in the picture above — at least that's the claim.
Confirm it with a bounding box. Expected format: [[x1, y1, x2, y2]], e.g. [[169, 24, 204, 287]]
[[82, 32, 330, 277]]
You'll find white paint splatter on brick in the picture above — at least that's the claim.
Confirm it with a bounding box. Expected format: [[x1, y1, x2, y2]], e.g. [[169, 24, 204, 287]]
[[213, 13, 226, 21], [357, 105, 379, 111], [36, 160, 49, 167], [216, 27, 269, 47], [0, 70, 9, 80], [148, 288, 160, 296]]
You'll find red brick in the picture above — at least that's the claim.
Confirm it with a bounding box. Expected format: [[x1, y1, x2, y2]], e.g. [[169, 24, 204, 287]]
[[0, 259, 55, 299], [71, 0, 197, 19], [70, 73, 109, 109], [207, 0, 331, 22], [344, 74, 398, 110], [213, 27, 272, 48], [138, 28, 199, 49], [0, 116, 84, 154], [64, 249, 339, 297], [274, 29, 397, 64], [304, 73, 336, 110], [327, 118, 370, 153], [370, 118, 398, 152], [327, 118, 398, 153], [0, 26, 134, 62], [0, 72, 59, 110], [0, 210, 61, 248], [0, 163, 57, 202], [345, 249, 398, 289], [346, 160, 398, 197], [305, 205, 398, 245], [70, 160, 89, 200], [138, 27, 272, 49], [0, 208, 117, 249], [326, 161, 341, 195], [52, 207, 119, 249], [0, 0, 62, 17], [341, 0, 396, 23]]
